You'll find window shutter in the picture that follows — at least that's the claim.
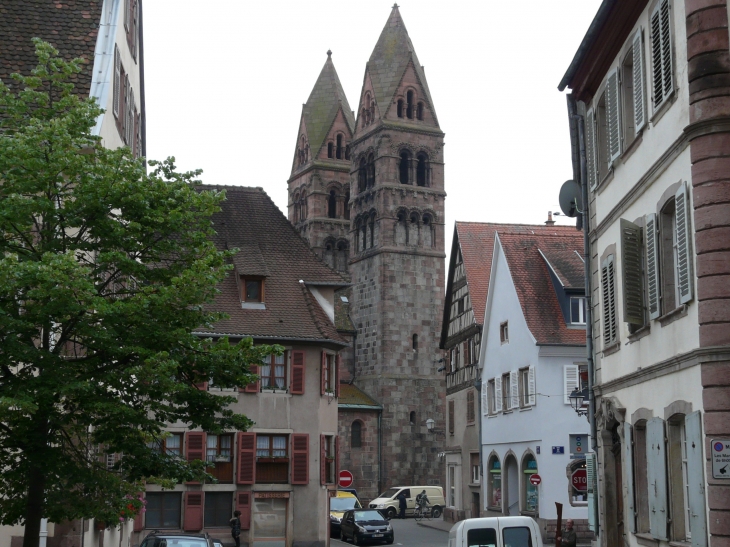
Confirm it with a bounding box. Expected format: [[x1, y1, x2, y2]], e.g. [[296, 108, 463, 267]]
[[133, 493, 144, 531], [449, 400, 455, 434], [645, 214, 660, 319], [186, 432, 205, 462], [290, 351, 305, 394], [633, 30, 647, 132], [291, 433, 309, 485], [651, 0, 673, 110], [320, 352, 326, 395], [127, 88, 134, 146], [236, 432, 256, 485], [494, 377, 503, 413], [235, 491, 252, 530], [335, 354, 341, 398], [685, 411, 707, 547], [113, 47, 120, 119], [601, 256, 617, 344], [118, 66, 126, 134], [563, 365, 579, 405], [467, 390, 475, 422], [481, 381, 488, 416], [587, 453, 596, 532], [320, 434, 327, 485], [183, 491, 203, 531], [509, 370, 519, 410], [335, 435, 340, 485], [647, 417, 669, 541], [132, 0, 138, 59], [606, 69, 621, 162], [243, 364, 259, 393], [621, 219, 645, 326], [195, 381, 208, 391], [623, 421, 637, 533], [528, 365, 536, 406], [675, 182, 693, 304], [585, 109, 597, 190]]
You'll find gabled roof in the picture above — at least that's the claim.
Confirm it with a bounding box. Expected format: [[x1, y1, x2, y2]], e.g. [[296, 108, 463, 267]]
[[365, 5, 438, 124], [300, 52, 355, 161], [498, 231, 586, 346], [338, 383, 381, 409], [196, 185, 349, 346], [540, 247, 585, 289], [0, 0, 102, 97]]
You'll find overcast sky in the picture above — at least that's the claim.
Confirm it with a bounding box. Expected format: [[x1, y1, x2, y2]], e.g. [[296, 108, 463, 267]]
[[142, 0, 602, 260]]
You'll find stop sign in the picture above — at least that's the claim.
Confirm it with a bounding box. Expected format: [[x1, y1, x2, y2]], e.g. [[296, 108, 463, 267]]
[[572, 469, 587, 492], [339, 470, 354, 488], [529, 474, 541, 486]]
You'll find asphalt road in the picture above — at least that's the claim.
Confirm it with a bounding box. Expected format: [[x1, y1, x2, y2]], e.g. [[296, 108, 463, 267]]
[[332, 517, 449, 547]]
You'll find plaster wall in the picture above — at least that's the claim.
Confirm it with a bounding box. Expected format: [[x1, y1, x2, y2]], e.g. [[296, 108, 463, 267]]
[[445, 385, 480, 515]]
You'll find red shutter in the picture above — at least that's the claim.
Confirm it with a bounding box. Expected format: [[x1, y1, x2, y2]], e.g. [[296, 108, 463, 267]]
[[335, 354, 341, 398], [335, 436, 340, 484], [291, 351, 305, 395], [183, 491, 203, 531], [195, 381, 208, 391], [118, 66, 126, 134], [320, 352, 326, 395], [185, 431, 206, 485], [237, 432, 256, 485], [320, 434, 327, 485], [235, 491, 252, 530], [243, 365, 259, 393], [133, 493, 144, 531], [291, 433, 309, 485]]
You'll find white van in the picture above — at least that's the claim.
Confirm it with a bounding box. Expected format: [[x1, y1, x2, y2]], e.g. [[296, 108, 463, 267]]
[[368, 486, 445, 519], [448, 517, 543, 547]]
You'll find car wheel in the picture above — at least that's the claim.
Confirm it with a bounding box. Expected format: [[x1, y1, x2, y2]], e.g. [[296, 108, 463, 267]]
[[341, 532, 349, 543], [353, 534, 361, 546], [386, 507, 396, 520], [431, 506, 442, 518], [385, 538, 394, 545]]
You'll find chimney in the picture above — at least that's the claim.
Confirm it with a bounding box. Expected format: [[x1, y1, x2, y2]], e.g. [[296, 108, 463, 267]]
[[545, 211, 555, 226]]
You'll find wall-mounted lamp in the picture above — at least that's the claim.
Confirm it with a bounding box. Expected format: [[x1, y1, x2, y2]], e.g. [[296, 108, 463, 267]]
[[569, 387, 589, 419], [426, 418, 444, 435]]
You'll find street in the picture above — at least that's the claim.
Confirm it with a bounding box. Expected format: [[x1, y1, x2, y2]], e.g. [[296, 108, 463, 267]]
[[332, 518, 450, 547]]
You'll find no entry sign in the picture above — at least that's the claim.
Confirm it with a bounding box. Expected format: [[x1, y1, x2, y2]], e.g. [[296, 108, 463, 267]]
[[529, 474, 542, 486], [339, 470, 354, 488], [572, 469, 587, 492]]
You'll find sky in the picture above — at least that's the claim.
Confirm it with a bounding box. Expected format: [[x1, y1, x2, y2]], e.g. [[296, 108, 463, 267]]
[[142, 0, 603, 260]]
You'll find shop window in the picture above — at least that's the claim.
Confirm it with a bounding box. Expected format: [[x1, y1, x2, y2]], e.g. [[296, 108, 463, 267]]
[[146, 492, 182, 528], [205, 492, 232, 527], [256, 434, 288, 483], [253, 498, 287, 544], [206, 433, 233, 482], [487, 456, 501, 509], [522, 454, 539, 513]]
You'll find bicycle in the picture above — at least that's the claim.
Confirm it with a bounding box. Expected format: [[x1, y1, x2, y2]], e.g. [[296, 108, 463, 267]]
[[413, 504, 432, 521]]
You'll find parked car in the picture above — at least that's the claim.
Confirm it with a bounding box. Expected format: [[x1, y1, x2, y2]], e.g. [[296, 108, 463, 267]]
[[339, 509, 394, 545], [448, 516, 543, 547], [330, 490, 363, 537], [140, 532, 214, 547], [368, 485, 444, 519]]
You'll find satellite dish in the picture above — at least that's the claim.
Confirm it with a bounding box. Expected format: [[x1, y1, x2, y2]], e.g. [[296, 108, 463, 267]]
[[559, 180, 582, 218]]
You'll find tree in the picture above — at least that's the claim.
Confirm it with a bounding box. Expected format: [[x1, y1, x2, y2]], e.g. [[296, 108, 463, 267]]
[[0, 41, 271, 547]]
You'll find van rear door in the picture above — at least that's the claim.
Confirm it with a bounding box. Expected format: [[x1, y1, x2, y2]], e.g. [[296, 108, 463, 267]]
[[497, 519, 537, 547]]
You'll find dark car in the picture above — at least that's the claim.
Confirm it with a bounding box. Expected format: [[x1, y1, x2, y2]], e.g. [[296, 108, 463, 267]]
[[339, 509, 394, 545], [140, 532, 215, 547]]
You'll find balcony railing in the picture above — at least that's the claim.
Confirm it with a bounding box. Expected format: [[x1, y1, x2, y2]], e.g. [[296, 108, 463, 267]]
[[446, 364, 479, 391]]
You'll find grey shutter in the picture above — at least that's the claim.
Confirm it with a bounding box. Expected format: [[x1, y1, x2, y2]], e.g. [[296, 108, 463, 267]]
[[509, 370, 519, 409], [494, 377, 502, 413], [651, 0, 673, 110], [623, 421, 637, 533], [481, 380, 488, 416], [586, 109, 597, 190], [685, 411, 707, 547], [113, 47, 120, 119], [675, 183, 693, 304], [587, 453, 597, 532], [633, 30, 647, 132], [645, 214, 660, 319], [621, 219, 645, 326], [647, 417, 668, 541], [528, 366, 536, 406], [601, 256, 617, 344], [606, 69, 622, 162]]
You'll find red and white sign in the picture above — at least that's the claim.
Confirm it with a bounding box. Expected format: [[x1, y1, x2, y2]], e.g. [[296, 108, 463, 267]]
[[529, 474, 542, 486], [339, 470, 354, 488], [571, 469, 587, 492]]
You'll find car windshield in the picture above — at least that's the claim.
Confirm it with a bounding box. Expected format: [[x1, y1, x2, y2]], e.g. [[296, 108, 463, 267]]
[[378, 488, 400, 499], [331, 497, 360, 511], [158, 539, 208, 547], [354, 510, 385, 523]]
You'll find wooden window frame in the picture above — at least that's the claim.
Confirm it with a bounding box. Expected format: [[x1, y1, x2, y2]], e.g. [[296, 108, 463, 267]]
[[255, 434, 289, 484], [260, 351, 288, 391], [500, 322, 509, 344], [241, 277, 264, 303]]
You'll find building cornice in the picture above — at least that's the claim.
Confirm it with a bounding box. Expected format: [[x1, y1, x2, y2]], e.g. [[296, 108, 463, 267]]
[[349, 246, 446, 265]]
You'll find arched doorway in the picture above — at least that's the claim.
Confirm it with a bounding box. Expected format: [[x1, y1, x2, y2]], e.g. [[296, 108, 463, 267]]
[[503, 454, 519, 516]]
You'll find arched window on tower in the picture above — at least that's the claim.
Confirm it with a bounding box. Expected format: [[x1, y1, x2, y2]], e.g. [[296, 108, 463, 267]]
[[300, 191, 307, 219], [370, 101, 375, 122], [368, 212, 376, 249], [324, 241, 335, 269], [336, 134, 343, 160], [395, 210, 407, 245], [397, 99, 404, 118], [293, 192, 300, 223], [355, 218, 362, 252], [345, 145, 351, 160], [412, 334, 418, 351], [336, 240, 348, 272], [344, 190, 350, 220], [406, 90, 414, 119], [367, 153, 375, 188], [422, 213, 433, 247], [361, 220, 368, 250], [417, 102, 424, 121], [416, 153, 428, 187], [328, 190, 337, 219], [358, 157, 367, 193], [408, 212, 419, 246], [327, 142, 334, 159], [361, 108, 366, 128], [399, 151, 411, 184]]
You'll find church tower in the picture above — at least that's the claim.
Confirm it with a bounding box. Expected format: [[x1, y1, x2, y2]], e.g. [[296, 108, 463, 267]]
[[348, 5, 446, 489], [288, 51, 355, 273]]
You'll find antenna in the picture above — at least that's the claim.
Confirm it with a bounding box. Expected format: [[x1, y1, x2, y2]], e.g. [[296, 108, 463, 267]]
[[558, 180, 583, 218]]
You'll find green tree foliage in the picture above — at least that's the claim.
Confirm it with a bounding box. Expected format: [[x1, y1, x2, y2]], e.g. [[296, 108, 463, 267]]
[[0, 41, 272, 544]]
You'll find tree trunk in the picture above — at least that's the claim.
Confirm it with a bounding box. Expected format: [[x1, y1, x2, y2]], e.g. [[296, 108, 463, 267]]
[[22, 459, 46, 547]]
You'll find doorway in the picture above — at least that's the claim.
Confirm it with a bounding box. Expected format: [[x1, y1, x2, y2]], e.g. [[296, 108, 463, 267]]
[[471, 492, 480, 519], [504, 455, 519, 516]]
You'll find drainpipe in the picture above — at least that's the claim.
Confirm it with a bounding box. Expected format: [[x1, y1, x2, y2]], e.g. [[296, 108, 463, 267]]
[[39, 518, 48, 547], [474, 374, 484, 513], [377, 408, 383, 497]]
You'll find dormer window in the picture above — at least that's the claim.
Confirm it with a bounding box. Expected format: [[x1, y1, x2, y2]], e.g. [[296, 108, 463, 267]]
[[570, 297, 586, 325], [241, 277, 265, 309]]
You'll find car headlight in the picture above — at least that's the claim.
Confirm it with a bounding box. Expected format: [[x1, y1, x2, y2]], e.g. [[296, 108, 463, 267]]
[[377, 503, 385, 509], [386, 524, 392, 531], [356, 525, 366, 533]]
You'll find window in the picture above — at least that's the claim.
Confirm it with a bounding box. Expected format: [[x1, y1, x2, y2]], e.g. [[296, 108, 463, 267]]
[[633, 422, 650, 533], [399, 151, 410, 184], [328, 142, 334, 158], [412, 334, 418, 351], [328, 190, 337, 218], [322, 434, 336, 484], [204, 492, 232, 527], [448, 400, 455, 435], [260, 352, 287, 390], [487, 379, 496, 415], [206, 434, 233, 482], [469, 528, 497, 546], [351, 421, 362, 448], [344, 191, 350, 220], [651, 0, 674, 111], [416, 153, 428, 187], [409, 411, 416, 425], [563, 364, 588, 405], [417, 102, 424, 121], [487, 456, 502, 508], [601, 254, 617, 347], [406, 90, 414, 119], [323, 353, 336, 394], [501, 373, 511, 411], [471, 453, 480, 484], [397, 99, 404, 118], [367, 153, 375, 187], [500, 322, 509, 344], [151, 433, 183, 457], [522, 454, 539, 512], [519, 366, 535, 408], [667, 416, 691, 541], [242, 278, 263, 303], [621, 219, 647, 329], [467, 389, 475, 424], [358, 157, 367, 192], [146, 492, 181, 528], [570, 297, 586, 325], [595, 91, 609, 182], [621, 30, 647, 147], [336, 134, 343, 160], [256, 434, 288, 484]]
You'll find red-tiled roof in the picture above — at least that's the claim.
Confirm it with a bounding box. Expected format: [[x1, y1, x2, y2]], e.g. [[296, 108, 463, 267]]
[[197, 186, 349, 346], [0, 0, 101, 97], [498, 231, 586, 346]]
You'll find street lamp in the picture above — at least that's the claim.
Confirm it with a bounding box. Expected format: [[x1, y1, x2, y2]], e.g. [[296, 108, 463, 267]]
[[569, 387, 589, 418], [426, 418, 435, 432]]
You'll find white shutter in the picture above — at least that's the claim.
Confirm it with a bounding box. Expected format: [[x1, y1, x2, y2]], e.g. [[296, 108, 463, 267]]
[[633, 30, 647, 132], [645, 213, 660, 319], [606, 68, 621, 162], [528, 365, 536, 406], [509, 370, 518, 410], [585, 109, 597, 190], [647, 417, 668, 541], [685, 411, 707, 547], [563, 365, 579, 405], [601, 256, 617, 344], [587, 453, 597, 532], [113, 47, 120, 119], [494, 377, 502, 413], [623, 421, 636, 533], [675, 182, 693, 304], [481, 380, 488, 416]]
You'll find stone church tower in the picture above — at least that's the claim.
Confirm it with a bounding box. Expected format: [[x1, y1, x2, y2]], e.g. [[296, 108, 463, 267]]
[[289, 5, 446, 497]]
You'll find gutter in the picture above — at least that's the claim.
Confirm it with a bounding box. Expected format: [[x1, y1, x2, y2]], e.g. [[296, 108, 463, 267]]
[[191, 332, 350, 348], [338, 404, 382, 410]]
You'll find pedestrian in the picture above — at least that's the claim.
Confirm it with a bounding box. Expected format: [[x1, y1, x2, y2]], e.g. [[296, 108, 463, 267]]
[[230, 510, 242, 547], [396, 491, 407, 519], [556, 518, 577, 547]]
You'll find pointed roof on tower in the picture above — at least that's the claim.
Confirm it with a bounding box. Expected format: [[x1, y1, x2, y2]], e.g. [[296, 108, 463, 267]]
[[301, 51, 355, 159], [366, 4, 438, 123]]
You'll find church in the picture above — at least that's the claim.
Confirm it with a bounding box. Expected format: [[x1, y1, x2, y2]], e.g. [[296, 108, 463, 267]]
[[286, 4, 446, 502]]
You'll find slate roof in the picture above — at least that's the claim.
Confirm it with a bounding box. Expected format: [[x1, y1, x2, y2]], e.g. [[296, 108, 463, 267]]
[[366, 5, 438, 124], [197, 185, 349, 346], [301, 52, 355, 160], [338, 383, 381, 408], [540, 247, 585, 289], [498, 231, 586, 346], [0, 0, 101, 97]]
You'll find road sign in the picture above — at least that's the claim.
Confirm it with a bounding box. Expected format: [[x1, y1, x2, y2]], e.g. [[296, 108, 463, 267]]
[[570, 434, 589, 457], [529, 474, 541, 486], [339, 470, 354, 488], [712, 439, 730, 479], [572, 469, 587, 492]]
